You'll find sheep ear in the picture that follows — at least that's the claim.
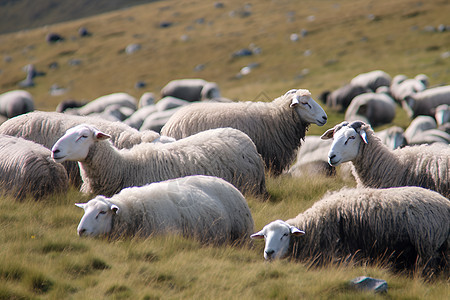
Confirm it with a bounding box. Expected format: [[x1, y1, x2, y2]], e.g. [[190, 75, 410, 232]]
[[289, 95, 300, 108], [94, 130, 111, 141], [75, 203, 86, 210], [110, 204, 120, 214], [250, 230, 265, 240], [321, 127, 335, 140], [290, 226, 305, 236]]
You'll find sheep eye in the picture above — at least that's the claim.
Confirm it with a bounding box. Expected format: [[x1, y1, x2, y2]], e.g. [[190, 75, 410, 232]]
[[344, 136, 355, 145], [301, 102, 312, 109], [95, 211, 107, 219], [281, 233, 289, 239]]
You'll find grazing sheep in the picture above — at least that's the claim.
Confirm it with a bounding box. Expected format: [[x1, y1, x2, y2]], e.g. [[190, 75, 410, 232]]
[[64, 92, 137, 116], [160, 79, 221, 102], [390, 74, 427, 103], [0, 134, 68, 200], [52, 124, 267, 197], [321, 121, 449, 198], [403, 85, 450, 118], [251, 186, 449, 274], [344, 91, 396, 127], [350, 70, 391, 92], [75, 175, 254, 244], [321, 83, 370, 112], [0, 111, 161, 186], [0, 90, 34, 118], [161, 89, 328, 174]]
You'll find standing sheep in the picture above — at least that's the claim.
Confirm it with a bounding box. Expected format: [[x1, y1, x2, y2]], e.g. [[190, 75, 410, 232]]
[[161, 89, 328, 174], [160, 79, 221, 102], [0, 134, 69, 200], [321, 121, 449, 197], [0, 111, 161, 186], [0, 90, 34, 118], [75, 175, 254, 244], [51, 124, 267, 197], [402, 85, 450, 118], [251, 186, 449, 275]]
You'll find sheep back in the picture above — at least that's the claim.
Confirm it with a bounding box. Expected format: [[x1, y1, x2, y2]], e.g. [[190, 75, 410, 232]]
[[0, 134, 68, 200], [286, 186, 449, 273], [107, 175, 254, 244]]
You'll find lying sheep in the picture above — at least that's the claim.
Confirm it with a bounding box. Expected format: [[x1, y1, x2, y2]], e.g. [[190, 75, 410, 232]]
[[0, 134, 69, 200], [160, 79, 220, 102], [344, 91, 396, 127], [435, 104, 450, 126], [403, 85, 450, 118], [321, 121, 449, 198], [64, 92, 137, 116], [161, 89, 328, 175], [403, 115, 437, 143], [350, 70, 391, 92], [0, 90, 35, 118], [0, 111, 161, 186], [320, 83, 369, 112], [52, 124, 267, 197], [75, 175, 254, 244], [390, 74, 427, 102], [251, 186, 449, 274]]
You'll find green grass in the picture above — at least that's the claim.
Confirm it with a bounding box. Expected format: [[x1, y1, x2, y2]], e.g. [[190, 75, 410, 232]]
[[0, 0, 449, 298]]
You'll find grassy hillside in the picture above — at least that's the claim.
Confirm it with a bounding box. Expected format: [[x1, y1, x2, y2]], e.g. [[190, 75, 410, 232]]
[[0, 0, 449, 298]]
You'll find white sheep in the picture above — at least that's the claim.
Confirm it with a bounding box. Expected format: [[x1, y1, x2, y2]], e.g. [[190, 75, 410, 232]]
[[390, 74, 428, 102], [350, 70, 392, 92], [51, 124, 267, 197], [320, 83, 370, 112], [75, 175, 254, 244], [403, 85, 450, 118], [0, 111, 161, 186], [160, 79, 221, 102], [0, 90, 35, 118], [344, 91, 396, 127], [321, 121, 449, 198], [251, 186, 449, 274], [0, 134, 69, 200], [64, 92, 137, 116], [161, 89, 328, 175], [435, 104, 450, 126]]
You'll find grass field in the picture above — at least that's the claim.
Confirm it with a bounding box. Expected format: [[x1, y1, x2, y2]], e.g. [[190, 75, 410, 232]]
[[0, 0, 449, 298]]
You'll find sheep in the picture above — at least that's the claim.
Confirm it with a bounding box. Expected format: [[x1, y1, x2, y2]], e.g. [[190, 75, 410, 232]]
[[350, 70, 392, 92], [51, 124, 267, 197], [0, 111, 161, 186], [140, 106, 185, 133], [0, 90, 34, 118], [402, 85, 450, 118], [0, 134, 69, 200], [64, 92, 137, 116], [160, 79, 221, 102], [55, 99, 88, 113], [251, 186, 450, 275], [123, 105, 158, 129], [407, 129, 450, 145], [138, 92, 155, 108], [374, 126, 407, 150], [321, 121, 450, 198], [403, 115, 437, 143], [75, 175, 254, 244], [435, 104, 450, 126], [161, 89, 328, 175], [390, 74, 428, 103], [320, 83, 370, 112], [344, 91, 396, 127]]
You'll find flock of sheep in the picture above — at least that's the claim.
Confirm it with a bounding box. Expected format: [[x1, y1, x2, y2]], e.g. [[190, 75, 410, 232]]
[[0, 70, 449, 277]]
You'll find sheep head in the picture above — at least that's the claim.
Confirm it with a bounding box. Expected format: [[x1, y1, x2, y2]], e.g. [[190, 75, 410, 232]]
[[51, 124, 111, 163], [286, 89, 328, 126], [321, 121, 368, 166], [75, 196, 119, 237], [251, 219, 304, 260]]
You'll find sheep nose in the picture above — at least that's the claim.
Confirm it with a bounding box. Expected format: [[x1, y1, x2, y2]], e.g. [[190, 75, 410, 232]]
[[52, 149, 60, 155], [322, 116, 327, 121], [265, 249, 275, 258], [78, 228, 86, 236], [329, 154, 336, 160]]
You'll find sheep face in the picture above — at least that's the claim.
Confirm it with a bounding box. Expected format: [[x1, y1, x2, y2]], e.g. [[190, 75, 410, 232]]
[[75, 196, 118, 237], [321, 121, 368, 166], [51, 124, 111, 163], [288, 89, 328, 126], [251, 220, 304, 260]]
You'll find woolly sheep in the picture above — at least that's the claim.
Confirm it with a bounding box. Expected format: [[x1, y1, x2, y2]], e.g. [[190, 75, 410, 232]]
[[435, 104, 450, 126], [320, 83, 369, 112], [321, 121, 449, 198], [161, 89, 328, 174], [138, 92, 155, 108], [55, 99, 88, 113], [0, 134, 68, 200], [403, 85, 450, 118], [251, 186, 449, 274], [344, 91, 396, 127], [140, 106, 184, 133], [407, 129, 450, 145], [350, 70, 391, 92], [51, 124, 267, 197], [0, 111, 161, 186], [75, 175, 254, 244], [390, 74, 427, 102], [403, 115, 437, 143], [160, 79, 221, 102], [123, 105, 158, 129], [0, 90, 34, 118], [64, 92, 137, 116]]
